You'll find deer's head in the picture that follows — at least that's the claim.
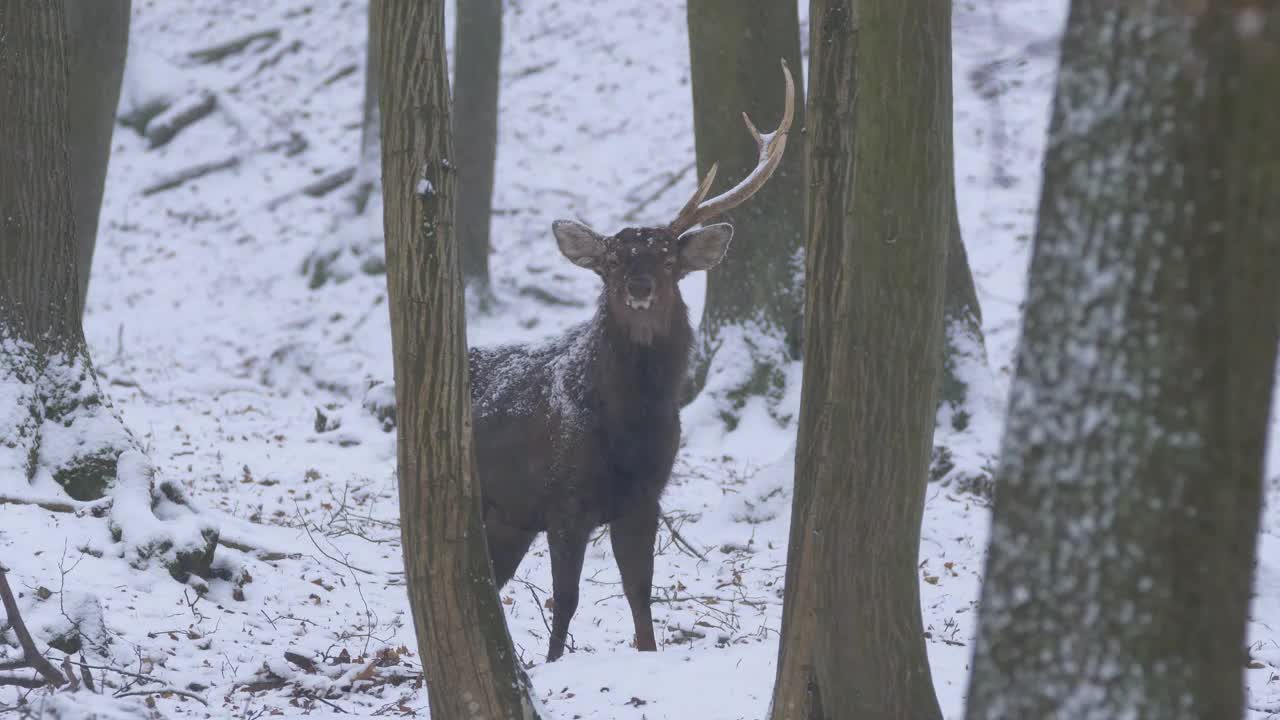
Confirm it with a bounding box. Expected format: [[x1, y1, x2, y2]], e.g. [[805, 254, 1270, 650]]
[[552, 60, 795, 346]]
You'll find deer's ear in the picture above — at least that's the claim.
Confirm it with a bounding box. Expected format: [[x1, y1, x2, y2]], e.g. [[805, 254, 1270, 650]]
[[553, 220, 606, 270], [677, 223, 734, 273]]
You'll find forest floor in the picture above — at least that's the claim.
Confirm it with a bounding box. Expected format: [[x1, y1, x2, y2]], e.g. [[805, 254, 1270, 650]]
[[3, 0, 1280, 718]]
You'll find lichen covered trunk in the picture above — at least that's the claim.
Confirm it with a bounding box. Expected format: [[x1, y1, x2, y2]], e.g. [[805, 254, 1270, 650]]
[[685, 0, 806, 417], [770, 0, 952, 717], [376, 1, 538, 717], [0, 0, 215, 581], [965, 3, 1280, 718]]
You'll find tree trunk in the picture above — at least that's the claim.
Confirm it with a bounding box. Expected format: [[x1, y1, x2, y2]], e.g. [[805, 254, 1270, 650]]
[[965, 3, 1280, 718], [66, 0, 130, 320], [0, 1, 215, 582], [302, 4, 383, 288], [354, 2, 381, 216], [932, 195, 996, 498], [769, 1, 951, 718], [685, 0, 805, 417], [375, 2, 537, 718], [453, 0, 502, 303]]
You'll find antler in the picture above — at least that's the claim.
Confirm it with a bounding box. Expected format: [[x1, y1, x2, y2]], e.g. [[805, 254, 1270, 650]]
[[669, 58, 795, 235]]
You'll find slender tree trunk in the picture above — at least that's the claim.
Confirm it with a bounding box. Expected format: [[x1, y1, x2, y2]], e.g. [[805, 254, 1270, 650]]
[[302, 4, 382, 288], [66, 0, 130, 320], [932, 194, 996, 497], [770, 1, 951, 718], [966, 3, 1280, 718], [354, 3, 381, 216], [376, 2, 537, 718], [0, 1, 215, 582], [685, 0, 805, 415], [454, 0, 502, 301]]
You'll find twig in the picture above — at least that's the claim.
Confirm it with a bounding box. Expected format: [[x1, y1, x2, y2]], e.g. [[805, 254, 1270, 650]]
[[115, 687, 210, 706], [311, 695, 348, 714], [0, 566, 66, 687], [621, 162, 697, 222], [660, 512, 707, 561], [295, 508, 376, 576]]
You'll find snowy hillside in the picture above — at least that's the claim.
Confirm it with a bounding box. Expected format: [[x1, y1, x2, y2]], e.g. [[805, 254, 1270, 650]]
[[2, 0, 1278, 718]]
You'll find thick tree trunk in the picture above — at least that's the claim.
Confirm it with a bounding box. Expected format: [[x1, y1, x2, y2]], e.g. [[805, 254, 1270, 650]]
[[453, 0, 502, 300], [965, 3, 1280, 718], [66, 0, 130, 320], [685, 0, 805, 415], [769, 1, 951, 718], [0, 4, 87, 350], [375, 2, 537, 718], [0, 1, 215, 582]]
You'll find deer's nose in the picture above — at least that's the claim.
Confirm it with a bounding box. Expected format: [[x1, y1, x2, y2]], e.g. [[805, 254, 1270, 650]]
[[627, 275, 655, 300]]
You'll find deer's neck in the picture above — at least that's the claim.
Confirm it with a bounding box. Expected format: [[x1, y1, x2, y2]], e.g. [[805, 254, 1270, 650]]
[[594, 300, 691, 415]]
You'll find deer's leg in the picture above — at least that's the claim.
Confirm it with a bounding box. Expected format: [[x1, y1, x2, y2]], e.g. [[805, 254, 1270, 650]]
[[546, 525, 589, 662], [484, 509, 536, 588], [610, 499, 660, 652]]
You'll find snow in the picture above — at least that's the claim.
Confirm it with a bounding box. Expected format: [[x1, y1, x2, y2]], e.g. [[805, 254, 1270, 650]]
[[2, 0, 1277, 717]]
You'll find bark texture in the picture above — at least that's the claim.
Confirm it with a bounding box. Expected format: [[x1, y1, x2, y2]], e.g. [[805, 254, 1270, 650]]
[[965, 3, 1280, 718], [66, 0, 131, 319], [454, 0, 503, 296], [0, 2, 81, 349], [769, 1, 951, 718], [685, 0, 806, 411], [375, 2, 537, 718]]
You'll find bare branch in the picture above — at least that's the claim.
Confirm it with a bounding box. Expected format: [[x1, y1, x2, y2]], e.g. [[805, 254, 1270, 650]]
[[0, 567, 66, 687]]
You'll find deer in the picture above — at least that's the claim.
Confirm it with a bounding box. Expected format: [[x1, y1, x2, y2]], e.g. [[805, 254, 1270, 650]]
[[469, 59, 794, 662]]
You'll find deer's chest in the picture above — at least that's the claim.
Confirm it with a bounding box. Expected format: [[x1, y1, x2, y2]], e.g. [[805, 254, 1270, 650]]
[[585, 408, 678, 517]]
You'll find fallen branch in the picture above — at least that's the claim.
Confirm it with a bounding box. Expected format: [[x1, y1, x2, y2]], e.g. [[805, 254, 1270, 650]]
[[146, 91, 218, 149], [142, 156, 239, 195], [265, 167, 357, 211], [142, 131, 306, 196], [188, 28, 281, 64], [0, 564, 66, 688], [0, 495, 296, 561]]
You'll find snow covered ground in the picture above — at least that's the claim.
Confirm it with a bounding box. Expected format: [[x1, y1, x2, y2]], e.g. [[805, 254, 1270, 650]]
[[3, 0, 1279, 717]]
